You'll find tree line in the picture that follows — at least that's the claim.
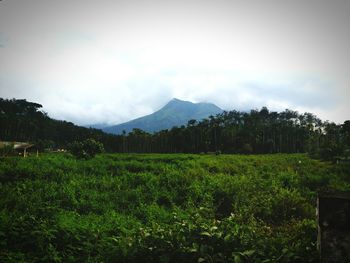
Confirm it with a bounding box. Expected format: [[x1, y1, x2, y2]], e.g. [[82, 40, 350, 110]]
[[1, 98, 349, 160], [0, 98, 118, 152], [114, 108, 350, 160]]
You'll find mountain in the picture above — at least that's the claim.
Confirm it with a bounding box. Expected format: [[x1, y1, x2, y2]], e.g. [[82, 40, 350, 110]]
[[103, 98, 223, 134], [84, 123, 108, 130]]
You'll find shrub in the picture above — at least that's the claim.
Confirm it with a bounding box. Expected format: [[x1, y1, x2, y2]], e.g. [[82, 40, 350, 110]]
[[0, 143, 15, 157], [68, 139, 104, 159]]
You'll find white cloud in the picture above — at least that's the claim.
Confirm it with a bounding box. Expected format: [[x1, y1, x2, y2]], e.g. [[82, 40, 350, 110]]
[[0, 0, 349, 125]]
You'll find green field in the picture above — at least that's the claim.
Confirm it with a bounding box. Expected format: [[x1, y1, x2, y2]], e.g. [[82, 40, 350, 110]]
[[1, 153, 349, 262]]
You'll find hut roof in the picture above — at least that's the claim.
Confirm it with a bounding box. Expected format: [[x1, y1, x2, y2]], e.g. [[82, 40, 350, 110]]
[[0, 141, 34, 150], [14, 142, 34, 150]]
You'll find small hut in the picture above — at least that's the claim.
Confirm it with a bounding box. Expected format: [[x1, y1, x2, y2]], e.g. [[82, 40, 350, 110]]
[[14, 142, 35, 157]]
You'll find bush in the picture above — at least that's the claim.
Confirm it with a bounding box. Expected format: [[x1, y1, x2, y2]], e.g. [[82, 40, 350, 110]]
[[0, 143, 15, 157], [68, 139, 104, 159], [241, 143, 253, 154]]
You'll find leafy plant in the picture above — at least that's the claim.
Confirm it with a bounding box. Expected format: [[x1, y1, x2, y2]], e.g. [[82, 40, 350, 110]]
[[0, 153, 347, 262], [68, 139, 104, 159], [0, 143, 15, 157]]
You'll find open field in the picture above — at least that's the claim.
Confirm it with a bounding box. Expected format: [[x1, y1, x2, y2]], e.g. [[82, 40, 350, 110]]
[[1, 153, 349, 262]]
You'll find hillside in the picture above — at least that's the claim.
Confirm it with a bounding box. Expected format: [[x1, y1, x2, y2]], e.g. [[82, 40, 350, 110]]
[[102, 98, 223, 134]]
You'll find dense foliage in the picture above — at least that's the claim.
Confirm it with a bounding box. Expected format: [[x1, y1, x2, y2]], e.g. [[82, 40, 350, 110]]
[[67, 139, 105, 159], [0, 143, 15, 157], [0, 98, 119, 152], [118, 109, 350, 160], [1, 98, 349, 160], [1, 153, 349, 262]]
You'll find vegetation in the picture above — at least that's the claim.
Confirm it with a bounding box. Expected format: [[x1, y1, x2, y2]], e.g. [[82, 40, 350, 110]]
[[1, 98, 349, 161], [0, 143, 15, 157], [1, 98, 349, 261], [0, 98, 119, 152], [118, 109, 350, 161], [1, 153, 349, 262], [67, 139, 105, 159]]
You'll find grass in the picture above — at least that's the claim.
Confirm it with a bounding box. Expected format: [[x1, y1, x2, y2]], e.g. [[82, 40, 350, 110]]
[[0, 153, 349, 262]]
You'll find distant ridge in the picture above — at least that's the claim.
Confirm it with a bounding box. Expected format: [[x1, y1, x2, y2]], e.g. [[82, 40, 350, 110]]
[[102, 98, 223, 134]]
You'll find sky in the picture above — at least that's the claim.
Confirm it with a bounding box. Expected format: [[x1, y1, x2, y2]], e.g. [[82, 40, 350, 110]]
[[0, 0, 349, 125]]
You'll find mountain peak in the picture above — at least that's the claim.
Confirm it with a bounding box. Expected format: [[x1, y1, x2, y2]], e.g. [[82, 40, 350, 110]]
[[168, 98, 191, 104], [103, 99, 223, 134], [164, 98, 192, 107], [169, 98, 216, 106]]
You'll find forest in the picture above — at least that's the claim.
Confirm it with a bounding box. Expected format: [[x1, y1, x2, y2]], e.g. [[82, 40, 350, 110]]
[[1, 98, 349, 160]]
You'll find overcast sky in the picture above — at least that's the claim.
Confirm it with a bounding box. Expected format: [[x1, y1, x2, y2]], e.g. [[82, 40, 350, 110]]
[[0, 0, 349, 125]]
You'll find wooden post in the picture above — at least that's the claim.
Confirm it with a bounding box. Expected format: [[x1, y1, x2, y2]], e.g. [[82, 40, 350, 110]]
[[24, 147, 27, 158], [36, 149, 39, 157], [317, 192, 350, 262]]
